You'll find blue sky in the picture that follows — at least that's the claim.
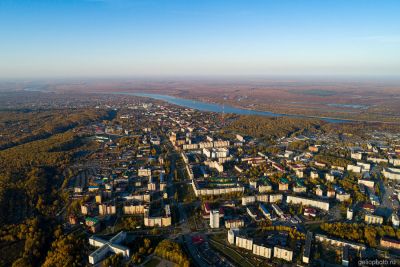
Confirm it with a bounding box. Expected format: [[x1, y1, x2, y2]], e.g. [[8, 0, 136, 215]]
[[0, 0, 399, 78]]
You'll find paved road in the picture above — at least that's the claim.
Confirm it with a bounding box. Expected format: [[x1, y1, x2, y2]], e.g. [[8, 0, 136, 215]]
[[182, 235, 210, 267]]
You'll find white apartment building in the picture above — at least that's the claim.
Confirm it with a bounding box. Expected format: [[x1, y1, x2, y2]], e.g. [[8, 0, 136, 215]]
[[253, 244, 272, 259], [286, 195, 330, 211], [210, 210, 220, 228], [273, 246, 293, 262]]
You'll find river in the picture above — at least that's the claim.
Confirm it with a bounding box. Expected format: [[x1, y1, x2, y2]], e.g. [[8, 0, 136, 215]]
[[117, 92, 351, 123]]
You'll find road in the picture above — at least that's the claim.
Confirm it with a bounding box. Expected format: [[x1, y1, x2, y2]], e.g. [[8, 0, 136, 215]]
[[165, 145, 236, 267], [374, 165, 399, 217]]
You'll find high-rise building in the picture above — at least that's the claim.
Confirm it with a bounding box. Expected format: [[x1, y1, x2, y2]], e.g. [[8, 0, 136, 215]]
[[210, 210, 220, 228]]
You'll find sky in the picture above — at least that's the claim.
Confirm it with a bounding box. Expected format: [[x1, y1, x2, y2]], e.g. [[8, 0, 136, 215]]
[[0, 0, 399, 79]]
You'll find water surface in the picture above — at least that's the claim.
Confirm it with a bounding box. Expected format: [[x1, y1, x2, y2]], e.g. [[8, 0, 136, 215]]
[[120, 92, 351, 123]]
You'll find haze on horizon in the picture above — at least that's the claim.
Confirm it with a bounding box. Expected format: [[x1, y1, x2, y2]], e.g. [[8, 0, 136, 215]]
[[0, 0, 400, 79]]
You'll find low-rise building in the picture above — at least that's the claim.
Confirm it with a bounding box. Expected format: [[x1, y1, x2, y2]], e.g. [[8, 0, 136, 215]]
[[304, 207, 317, 217], [382, 168, 400, 180], [253, 243, 272, 259], [279, 178, 289, 191], [293, 180, 307, 193], [315, 234, 366, 251], [392, 213, 399, 227], [88, 231, 130, 265], [325, 173, 335, 182], [273, 246, 293, 262], [99, 202, 116, 216], [123, 202, 146, 215], [85, 217, 101, 233], [380, 237, 400, 250], [143, 205, 172, 227], [347, 164, 362, 173], [259, 204, 271, 219], [342, 245, 349, 267], [303, 232, 313, 264], [272, 203, 284, 218], [365, 214, 383, 225], [227, 228, 239, 244], [336, 193, 351, 202], [327, 189, 336, 198], [138, 168, 151, 177], [286, 195, 330, 211], [236, 236, 253, 250], [269, 194, 283, 203], [310, 171, 319, 179], [242, 196, 256, 206], [347, 207, 353, 220], [225, 219, 244, 229]]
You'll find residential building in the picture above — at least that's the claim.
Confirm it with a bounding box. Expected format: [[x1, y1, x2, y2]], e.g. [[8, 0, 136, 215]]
[[227, 228, 239, 244], [286, 195, 330, 211], [303, 232, 313, 264], [347, 208, 353, 220], [380, 237, 400, 250], [273, 246, 293, 262], [210, 210, 220, 228], [225, 219, 244, 229], [365, 214, 383, 225], [236, 236, 253, 250], [253, 243, 272, 259], [88, 231, 130, 265]]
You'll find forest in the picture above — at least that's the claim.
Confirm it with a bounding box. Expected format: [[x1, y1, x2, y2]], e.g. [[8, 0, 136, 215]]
[[320, 222, 400, 248], [0, 108, 112, 150], [154, 239, 190, 267], [0, 108, 109, 266], [226, 115, 400, 142], [226, 115, 322, 141]]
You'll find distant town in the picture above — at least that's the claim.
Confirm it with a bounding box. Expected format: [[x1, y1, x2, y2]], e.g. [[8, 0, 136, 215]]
[[0, 91, 400, 266], [2, 0, 400, 265]]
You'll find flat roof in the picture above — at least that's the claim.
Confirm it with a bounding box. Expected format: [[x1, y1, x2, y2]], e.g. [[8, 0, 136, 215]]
[[303, 232, 313, 258]]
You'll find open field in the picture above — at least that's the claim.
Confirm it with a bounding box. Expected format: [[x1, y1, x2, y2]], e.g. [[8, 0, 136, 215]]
[[3, 78, 399, 123]]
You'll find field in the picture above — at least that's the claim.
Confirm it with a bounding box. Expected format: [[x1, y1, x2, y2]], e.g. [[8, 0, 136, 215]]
[[4, 78, 399, 123]]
